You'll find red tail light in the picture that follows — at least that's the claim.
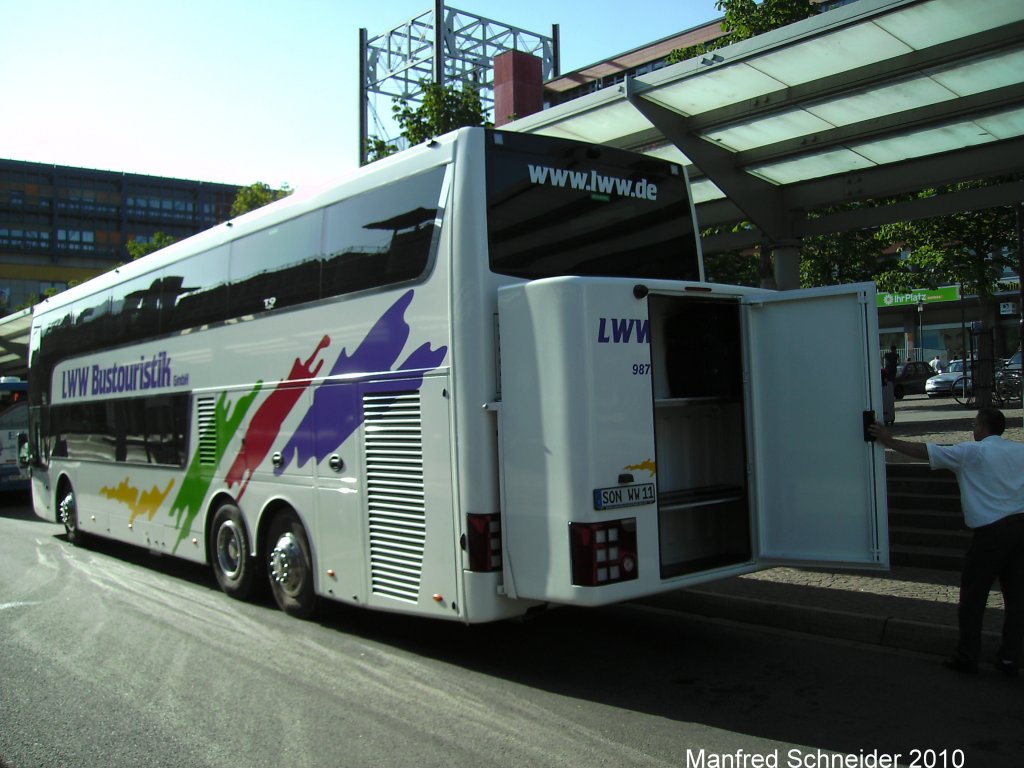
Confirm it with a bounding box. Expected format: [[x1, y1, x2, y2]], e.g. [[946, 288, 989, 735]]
[[569, 519, 638, 586], [466, 513, 502, 572]]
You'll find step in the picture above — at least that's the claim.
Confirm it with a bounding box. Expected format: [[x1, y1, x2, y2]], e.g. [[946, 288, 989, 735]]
[[886, 464, 957, 480], [890, 544, 965, 571], [887, 493, 962, 513], [888, 508, 964, 530], [889, 525, 971, 552], [887, 476, 959, 495]]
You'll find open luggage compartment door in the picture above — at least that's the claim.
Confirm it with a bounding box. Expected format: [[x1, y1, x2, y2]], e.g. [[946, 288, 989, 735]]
[[745, 283, 888, 569]]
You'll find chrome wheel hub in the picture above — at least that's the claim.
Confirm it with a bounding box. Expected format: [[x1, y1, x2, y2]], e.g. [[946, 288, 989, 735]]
[[215, 520, 244, 580], [58, 493, 75, 531], [270, 532, 306, 596]]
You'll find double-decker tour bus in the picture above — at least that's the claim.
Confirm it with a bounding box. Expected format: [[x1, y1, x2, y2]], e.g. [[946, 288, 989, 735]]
[[28, 128, 888, 622]]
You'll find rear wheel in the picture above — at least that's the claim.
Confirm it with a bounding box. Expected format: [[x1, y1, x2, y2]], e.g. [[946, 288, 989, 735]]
[[995, 373, 1021, 405], [210, 503, 259, 600], [953, 376, 974, 407], [266, 509, 318, 619], [58, 482, 84, 546]]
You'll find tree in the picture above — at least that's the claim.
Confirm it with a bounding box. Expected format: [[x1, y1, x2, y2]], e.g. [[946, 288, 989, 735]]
[[668, 0, 816, 63], [366, 81, 491, 163], [799, 228, 894, 288], [874, 183, 1017, 404], [231, 181, 293, 218], [126, 231, 177, 261]]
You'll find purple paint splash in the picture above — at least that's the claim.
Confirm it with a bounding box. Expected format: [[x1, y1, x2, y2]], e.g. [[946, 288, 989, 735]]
[[276, 290, 447, 472]]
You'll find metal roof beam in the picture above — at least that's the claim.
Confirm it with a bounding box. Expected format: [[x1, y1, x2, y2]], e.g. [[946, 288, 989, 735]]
[[799, 178, 1024, 236], [733, 83, 1024, 168], [624, 77, 796, 243], [679, 22, 1024, 133], [786, 134, 1024, 210]]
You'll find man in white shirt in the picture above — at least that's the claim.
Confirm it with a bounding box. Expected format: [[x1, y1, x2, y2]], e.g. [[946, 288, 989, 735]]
[[870, 408, 1024, 676]]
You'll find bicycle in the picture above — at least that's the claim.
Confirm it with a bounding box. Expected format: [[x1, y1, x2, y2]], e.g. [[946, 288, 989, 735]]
[[952, 375, 974, 407], [994, 369, 1022, 406]]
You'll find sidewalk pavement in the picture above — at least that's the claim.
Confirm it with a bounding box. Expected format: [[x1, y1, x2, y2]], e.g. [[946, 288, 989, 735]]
[[631, 395, 1012, 662]]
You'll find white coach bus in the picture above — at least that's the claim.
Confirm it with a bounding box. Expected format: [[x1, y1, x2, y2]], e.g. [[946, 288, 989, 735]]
[[28, 127, 888, 623]]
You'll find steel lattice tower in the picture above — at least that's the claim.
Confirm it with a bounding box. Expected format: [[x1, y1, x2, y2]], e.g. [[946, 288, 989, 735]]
[[359, 1, 558, 164]]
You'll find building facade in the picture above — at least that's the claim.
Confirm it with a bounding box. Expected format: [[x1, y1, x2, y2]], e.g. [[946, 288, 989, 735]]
[[0, 159, 239, 312], [878, 283, 1023, 367]]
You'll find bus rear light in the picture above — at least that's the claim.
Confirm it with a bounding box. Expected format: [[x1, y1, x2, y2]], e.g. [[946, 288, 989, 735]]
[[466, 513, 502, 572], [569, 519, 638, 586]]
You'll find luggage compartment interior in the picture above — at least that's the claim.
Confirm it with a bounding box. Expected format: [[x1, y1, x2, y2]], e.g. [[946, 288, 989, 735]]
[[648, 295, 751, 578]]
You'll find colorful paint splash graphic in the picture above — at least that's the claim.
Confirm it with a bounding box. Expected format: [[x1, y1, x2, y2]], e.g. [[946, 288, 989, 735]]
[[624, 459, 657, 477], [100, 478, 175, 525], [99, 288, 446, 552], [276, 289, 447, 472], [170, 385, 262, 553], [225, 334, 330, 500]]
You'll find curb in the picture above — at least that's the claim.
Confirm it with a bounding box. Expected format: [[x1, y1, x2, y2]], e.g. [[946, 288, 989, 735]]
[[633, 589, 1003, 659]]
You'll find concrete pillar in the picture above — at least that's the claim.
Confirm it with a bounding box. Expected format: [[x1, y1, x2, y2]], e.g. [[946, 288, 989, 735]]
[[771, 241, 801, 291], [494, 50, 544, 126]]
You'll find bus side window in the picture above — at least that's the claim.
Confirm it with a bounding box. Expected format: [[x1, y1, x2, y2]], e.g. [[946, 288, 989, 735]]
[[321, 167, 444, 299]]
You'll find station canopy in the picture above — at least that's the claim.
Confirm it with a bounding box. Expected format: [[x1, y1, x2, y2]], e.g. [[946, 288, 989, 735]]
[[0, 308, 30, 379], [507, 0, 1024, 256]]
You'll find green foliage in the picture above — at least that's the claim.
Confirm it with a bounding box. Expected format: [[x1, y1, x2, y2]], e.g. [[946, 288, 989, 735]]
[[367, 80, 491, 163], [126, 231, 177, 261], [17, 285, 64, 312], [668, 0, 816, 63], [366, 137, 400, 162], [799, 229, 893, 288], [703, 248, 760, 287], [230, 181, 293, 218], [873, 184, 1017, 297]]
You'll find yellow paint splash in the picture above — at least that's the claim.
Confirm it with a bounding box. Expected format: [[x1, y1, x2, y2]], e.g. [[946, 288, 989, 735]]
[[100, 478, 176, 524], [624, 459, 657, 477]]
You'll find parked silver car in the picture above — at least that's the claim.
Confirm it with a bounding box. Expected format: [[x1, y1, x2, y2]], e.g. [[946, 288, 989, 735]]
[[925, 359, 971, 397]]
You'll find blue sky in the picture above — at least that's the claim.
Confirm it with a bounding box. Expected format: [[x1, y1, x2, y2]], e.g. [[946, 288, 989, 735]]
[[1, 0, 721, 191]]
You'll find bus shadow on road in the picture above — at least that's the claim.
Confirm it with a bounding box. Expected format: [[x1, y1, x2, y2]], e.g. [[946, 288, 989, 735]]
[[313, 597, 1021, 766]]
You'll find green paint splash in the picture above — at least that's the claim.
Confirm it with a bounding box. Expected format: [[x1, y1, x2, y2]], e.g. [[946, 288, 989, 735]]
[[170, 384, 262, 553]]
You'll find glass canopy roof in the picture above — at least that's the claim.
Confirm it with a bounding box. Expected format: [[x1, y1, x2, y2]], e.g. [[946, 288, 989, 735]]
[[508, 0, 1024, 245]]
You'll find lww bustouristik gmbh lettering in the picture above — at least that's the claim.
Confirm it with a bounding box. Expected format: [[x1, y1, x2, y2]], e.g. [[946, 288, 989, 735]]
[[597, 317, 650, 344], [60, 351, 179, 399]]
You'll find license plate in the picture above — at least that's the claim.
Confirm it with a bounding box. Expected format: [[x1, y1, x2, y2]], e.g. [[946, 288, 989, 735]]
[[593, 482, 656, 510]]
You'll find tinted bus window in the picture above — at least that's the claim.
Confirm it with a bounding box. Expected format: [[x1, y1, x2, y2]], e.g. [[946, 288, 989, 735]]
[[50, 394, 187, 466], [321, 167, 445, 298], [162, 245, 230, 333], [485, 130, 701, 281], [229, 211, 322, 317]]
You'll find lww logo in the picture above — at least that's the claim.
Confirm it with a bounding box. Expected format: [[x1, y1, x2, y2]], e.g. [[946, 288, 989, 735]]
[[597, 318, 650, 344]]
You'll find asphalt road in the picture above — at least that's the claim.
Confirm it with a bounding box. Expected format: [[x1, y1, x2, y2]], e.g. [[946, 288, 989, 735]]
[[2, 495, 1022, 768]]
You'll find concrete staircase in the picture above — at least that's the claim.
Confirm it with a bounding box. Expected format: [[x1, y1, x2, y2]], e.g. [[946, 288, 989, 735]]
[[886, 462, 968, 571]]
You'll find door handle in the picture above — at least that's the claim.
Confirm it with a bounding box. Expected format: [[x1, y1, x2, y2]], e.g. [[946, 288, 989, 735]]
[[328, 454, 344, 472]]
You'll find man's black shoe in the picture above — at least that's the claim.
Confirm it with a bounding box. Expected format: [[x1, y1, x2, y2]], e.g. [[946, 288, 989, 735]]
[[944, 656, 978, 674], [994, 659, 1019, 678]]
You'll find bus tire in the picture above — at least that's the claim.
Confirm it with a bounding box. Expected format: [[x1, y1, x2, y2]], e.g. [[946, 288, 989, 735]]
[[266, 509, 318, 619], [210, 503, 258, 600], [58, 481, 85, 546]]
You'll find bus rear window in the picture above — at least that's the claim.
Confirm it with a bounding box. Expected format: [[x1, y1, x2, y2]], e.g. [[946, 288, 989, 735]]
[[485, 130, 701, 281]]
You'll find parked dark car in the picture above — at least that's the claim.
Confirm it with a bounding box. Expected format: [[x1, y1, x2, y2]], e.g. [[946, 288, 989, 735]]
[[892, 361, 934, 399]]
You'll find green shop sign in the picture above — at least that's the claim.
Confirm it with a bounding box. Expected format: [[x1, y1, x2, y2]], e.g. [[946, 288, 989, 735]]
[[877, 286, 960, 309]]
